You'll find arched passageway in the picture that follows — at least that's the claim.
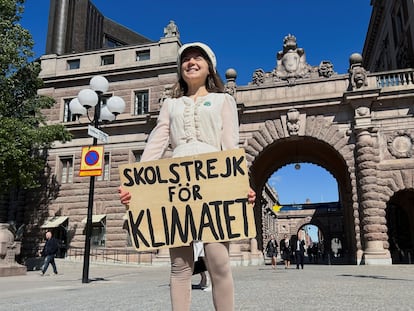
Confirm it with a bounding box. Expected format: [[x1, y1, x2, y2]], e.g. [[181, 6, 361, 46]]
[[386, 190, 414, 264], [249, 136, 357, 264]]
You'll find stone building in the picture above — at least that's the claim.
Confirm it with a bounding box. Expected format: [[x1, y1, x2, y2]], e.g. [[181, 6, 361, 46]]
[[363, 0, 414, 71], [46, 0, 152, 55], [36, 34, 180, 261], [16, 0, 414, 266]]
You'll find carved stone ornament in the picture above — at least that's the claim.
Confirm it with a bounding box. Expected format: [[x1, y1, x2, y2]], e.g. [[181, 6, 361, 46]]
[[387, 130, 413, 158], [273, 34, 312, 83], [163, 20, 180, 38], [225, 68, 237, 97], [350, 64, 368, 89], [225, 83, 236, 96], [159, 87, 172, 105], [249, 34, 335, 86], [287, 108, 300, 135], [318, 61, 334, 78], [252, 69, 265, 85], [355, 106, 370, 117]]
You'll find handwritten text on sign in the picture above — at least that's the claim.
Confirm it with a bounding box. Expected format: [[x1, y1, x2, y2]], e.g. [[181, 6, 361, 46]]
[[119, 148, 256, 251]]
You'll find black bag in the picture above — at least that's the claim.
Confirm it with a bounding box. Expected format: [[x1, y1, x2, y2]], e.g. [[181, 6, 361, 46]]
[[193, 258, 207, 275]]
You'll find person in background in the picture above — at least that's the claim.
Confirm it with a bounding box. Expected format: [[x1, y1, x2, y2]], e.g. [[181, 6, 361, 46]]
[[265, 234, 278, 269], [119, 42, 256, 311], [280, 234, 292, 269], [196, 264, 211, 291], [294, 234, 306, 269], [193, 241, 211, 291], [40, 231, 59, 276]]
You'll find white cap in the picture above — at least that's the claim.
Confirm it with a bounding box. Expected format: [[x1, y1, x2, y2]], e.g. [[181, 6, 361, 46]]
[[177, 42, 217, 75]]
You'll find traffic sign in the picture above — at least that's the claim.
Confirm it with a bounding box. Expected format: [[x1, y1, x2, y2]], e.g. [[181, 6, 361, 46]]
[[88, 125, 109, 143], [80, 145, 104, 176]]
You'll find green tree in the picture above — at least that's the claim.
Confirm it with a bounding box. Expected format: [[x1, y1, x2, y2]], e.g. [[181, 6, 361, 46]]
[[0, 0, 72, 222]]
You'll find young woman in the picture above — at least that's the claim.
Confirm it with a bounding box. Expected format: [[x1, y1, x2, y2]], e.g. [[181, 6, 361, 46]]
[[280, 234, 292, 269], [265, 234, 278, 269], [119, 42, 256, 310]]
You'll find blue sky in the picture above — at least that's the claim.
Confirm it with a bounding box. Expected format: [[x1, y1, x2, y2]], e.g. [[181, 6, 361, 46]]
[[268, 164, 338, 204], [20, 0, 371, 204]]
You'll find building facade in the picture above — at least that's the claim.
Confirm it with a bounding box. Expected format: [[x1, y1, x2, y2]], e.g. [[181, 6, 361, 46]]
[[363, 0, 414, 71], [46, 0, 152, 55], [18, 1, 414, 266]]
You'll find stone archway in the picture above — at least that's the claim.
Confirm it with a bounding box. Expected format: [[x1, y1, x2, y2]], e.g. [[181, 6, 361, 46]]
[[243, 115, 359, 263], [297, 223, 326, 264]]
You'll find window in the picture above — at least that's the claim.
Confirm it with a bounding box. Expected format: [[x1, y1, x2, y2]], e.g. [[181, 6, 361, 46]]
[[100, 94, 110, 105], [97, 152, 110, 181], [133, 150, 142, 162], [91, 223, 106, 247], [101, 54, 114, 66], [126, 232, 132, 247], [401, 0, 409, 22], [125, 224, 133, 247], [136, 50, 150, 61], [122, 216, 132, 246], [60, 156, 74, 184], [134, 90, 149, 115], [104, 35, 124, 48], [63, 98, 78, 122], [82, 215, 106, 247], [391, 6, 404, 47], [67, 59, 80, 70]]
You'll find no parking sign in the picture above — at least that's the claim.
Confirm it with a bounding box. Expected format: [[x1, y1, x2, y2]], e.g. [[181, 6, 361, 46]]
[[80, 145, 104, 177]]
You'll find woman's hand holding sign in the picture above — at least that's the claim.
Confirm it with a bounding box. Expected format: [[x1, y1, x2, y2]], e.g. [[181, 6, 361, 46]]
[[118, 186, 131, 207], [247, 188, 256, 204]]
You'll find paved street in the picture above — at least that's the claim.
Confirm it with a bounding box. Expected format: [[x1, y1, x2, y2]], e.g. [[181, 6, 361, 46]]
[[1, 260, 413, 311]]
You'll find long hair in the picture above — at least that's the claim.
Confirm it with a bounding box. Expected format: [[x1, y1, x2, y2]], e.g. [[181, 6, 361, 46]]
[[171, 50, 225, 98]]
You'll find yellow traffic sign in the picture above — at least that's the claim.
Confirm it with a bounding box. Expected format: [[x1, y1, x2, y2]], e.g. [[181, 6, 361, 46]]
[[80, 145, 104, 177]]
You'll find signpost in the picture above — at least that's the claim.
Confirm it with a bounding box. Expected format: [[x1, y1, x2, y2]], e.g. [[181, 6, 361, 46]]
[[69, 75, 125, 284], [88, 125, 108, 143]]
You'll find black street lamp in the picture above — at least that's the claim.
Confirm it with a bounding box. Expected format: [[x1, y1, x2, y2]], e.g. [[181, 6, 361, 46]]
[[69, 75, 125, 283]]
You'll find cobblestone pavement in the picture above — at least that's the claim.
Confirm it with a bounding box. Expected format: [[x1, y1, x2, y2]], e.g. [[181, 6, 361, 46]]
[[1, 260, 413, 311]]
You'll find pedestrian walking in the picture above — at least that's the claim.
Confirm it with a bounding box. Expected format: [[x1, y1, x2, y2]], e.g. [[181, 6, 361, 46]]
[[280, 234, 292, 269], [265, 234, 278, 269], [40, 231, 59, 276], [294, 235, 305, 269]]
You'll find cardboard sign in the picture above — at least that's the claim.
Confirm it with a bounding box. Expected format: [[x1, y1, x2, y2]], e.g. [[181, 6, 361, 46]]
[[118, 148, 256, 251]]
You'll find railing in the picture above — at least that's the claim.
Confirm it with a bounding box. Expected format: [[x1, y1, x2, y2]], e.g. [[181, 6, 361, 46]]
[[66, 247, 155, 265], [373, 68, 414, 88]]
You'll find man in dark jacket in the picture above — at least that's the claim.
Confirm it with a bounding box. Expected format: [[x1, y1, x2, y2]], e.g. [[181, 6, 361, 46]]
[[41, 231, 59, 275], [294, 235, 306, 269]]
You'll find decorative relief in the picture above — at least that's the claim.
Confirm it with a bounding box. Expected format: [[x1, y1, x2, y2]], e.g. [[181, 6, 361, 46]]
[[286, 108, 300, 136], [273, 34, 313, 84], [387, 130, 413, 158], [250, 34, 336, 86], [252, 69, 265, 85], [225, 68, 237, 97], [349, 63, 368, 89], [355, 106, 370, 117], [225, 84, 236, 97], [159, 87, 172, 105], [318, 61, 334, 78], [163, 20, 180, 38]]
